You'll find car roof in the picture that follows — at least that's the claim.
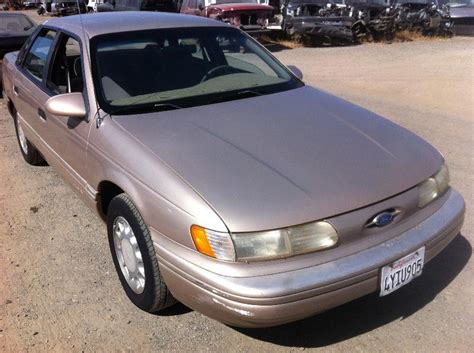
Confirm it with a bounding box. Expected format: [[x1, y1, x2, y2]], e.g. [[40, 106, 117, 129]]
[[43, 11, 228, 39]]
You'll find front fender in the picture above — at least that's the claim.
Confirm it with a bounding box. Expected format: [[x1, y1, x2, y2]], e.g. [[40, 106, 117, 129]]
[[86, 117, 229, 250]]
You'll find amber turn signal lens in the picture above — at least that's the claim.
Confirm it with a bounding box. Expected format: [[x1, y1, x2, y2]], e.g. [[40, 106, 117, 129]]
[[191, 225, 216, 258]]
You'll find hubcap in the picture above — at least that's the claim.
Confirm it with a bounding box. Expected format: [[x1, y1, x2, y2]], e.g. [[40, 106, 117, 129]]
[[113, 216, 146, 294], [16, 118, 28, 154]]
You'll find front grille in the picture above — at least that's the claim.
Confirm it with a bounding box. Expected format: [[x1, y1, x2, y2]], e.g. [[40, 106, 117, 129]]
[[240, 13, 260, 26]]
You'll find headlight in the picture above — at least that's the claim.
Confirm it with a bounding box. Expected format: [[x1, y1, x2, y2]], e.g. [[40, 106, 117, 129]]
[[418, 163, 450, 208], [191, 221, 339, 262], [232, 221, 339, 262]]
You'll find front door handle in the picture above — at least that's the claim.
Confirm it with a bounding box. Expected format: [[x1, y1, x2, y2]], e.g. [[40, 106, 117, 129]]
[[13, 85, 20, 96], [38, 108, 47, 120]]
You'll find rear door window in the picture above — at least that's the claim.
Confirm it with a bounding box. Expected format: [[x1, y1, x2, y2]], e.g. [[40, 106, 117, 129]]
[[23, 29, 57, 81]]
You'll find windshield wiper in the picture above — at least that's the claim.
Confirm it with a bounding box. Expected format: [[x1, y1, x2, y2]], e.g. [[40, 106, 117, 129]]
[[110, 102, 182, 115], [209, 89, 264, 104]]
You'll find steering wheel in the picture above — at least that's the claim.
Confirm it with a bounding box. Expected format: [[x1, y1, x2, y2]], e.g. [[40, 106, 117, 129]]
[[201, 65, 239, 83]]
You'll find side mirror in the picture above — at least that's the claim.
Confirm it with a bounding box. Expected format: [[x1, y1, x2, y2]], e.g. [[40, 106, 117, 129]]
[[45, 93, 87, 118], [287, 65, 303, 80]]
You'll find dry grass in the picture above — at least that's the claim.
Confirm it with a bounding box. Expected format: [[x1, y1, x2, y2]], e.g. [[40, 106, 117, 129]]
[[273, 38, 305, 49], [257, 30, 452, 49], [257, 34, 304, 49], [393, 30, 452, 42]]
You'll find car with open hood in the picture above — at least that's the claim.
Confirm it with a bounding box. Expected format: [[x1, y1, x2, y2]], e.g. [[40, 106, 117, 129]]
[[180, 0, 273, 33], [276, 0, 355, 42], [393, 0, 453, 36], [345, 0, 399, 40], [1, 11, 465, 327], [96, 0, 178, 13], [37, 0, 87, 16]]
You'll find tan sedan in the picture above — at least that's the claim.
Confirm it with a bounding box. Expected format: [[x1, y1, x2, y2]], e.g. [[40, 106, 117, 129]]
[[1, 12, 465, 327]]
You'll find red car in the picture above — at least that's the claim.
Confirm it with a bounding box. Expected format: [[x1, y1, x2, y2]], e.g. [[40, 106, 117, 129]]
[[180, 0, 273, 33]]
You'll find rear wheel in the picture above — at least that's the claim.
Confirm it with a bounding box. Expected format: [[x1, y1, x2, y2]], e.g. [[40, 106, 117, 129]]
[[13, 112, 45, 165], [107, 194, 176, 313]]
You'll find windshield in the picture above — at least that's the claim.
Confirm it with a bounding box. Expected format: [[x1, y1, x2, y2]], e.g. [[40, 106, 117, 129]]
[[0, 14, 35, 35], [210, 0, 259, 4], [91, 27, 302, 114]]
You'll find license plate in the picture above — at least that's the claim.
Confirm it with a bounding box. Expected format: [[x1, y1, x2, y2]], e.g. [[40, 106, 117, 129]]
[[380, 247, 425, 296]]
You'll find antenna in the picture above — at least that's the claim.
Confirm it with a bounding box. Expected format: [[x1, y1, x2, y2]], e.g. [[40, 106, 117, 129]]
[[75, 0, 91, 68], [74, 0, 103, 126]]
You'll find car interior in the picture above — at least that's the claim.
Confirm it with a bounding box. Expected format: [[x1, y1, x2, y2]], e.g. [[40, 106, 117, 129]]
[[97, 43, 208, 101], [48, 36, 83, 94], [96, 36, 271, 103]]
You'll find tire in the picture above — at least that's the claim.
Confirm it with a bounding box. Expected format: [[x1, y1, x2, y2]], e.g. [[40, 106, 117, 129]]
[[13, 112, 45, 165], [107, 194, 176, 313]]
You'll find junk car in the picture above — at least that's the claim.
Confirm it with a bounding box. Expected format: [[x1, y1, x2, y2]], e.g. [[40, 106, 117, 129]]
[[438, 0, 474, 35], [345, 0, 399, 40], [37, 0, 87, 15], [394, 0, 453, 35], [276, 0, 355, 42], [179, 0, 273, 33], [97, 0, 178, 12]]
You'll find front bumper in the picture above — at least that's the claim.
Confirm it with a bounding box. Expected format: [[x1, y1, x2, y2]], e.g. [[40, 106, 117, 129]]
[[285, 17, 354, 41], [453, 24, 474, 36], [153, 189, 465, 327], [239, 25, 271, 35]]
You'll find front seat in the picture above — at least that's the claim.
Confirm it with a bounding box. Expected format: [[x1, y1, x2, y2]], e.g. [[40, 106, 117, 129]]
[[70, 57, 84, 93]]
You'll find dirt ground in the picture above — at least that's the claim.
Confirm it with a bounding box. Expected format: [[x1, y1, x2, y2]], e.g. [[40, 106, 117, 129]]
[[1, 11, 473, 353]]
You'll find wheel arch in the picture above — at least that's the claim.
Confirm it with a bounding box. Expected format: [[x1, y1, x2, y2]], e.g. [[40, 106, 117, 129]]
[[97, 180, 125, 220], [7, 97, 16, 119]]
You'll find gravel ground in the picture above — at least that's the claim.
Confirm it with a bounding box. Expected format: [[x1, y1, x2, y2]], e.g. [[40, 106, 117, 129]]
[[1, 10, 473, 353]]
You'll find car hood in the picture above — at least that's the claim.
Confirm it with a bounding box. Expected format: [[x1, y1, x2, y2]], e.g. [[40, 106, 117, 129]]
[[113, 86, 442, 232], [208, 3, 273, 12], [449, 6, 474, 18]]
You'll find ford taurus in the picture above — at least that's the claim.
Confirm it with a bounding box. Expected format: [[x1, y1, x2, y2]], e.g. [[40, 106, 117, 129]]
[[1, 12, 465, 327]]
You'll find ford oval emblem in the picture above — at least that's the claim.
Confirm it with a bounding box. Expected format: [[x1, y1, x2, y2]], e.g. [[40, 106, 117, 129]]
[[365, 209, 401, 228]]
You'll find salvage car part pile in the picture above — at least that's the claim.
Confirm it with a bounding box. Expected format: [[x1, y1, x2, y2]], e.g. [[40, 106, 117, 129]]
[[267, 0, 453, 43]]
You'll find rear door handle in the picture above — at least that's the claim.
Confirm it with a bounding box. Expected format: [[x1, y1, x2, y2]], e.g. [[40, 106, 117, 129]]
[[38, 108, 47, 120]]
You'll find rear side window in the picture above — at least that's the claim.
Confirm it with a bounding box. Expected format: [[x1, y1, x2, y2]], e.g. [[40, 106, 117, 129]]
[[23, 29, 57, 81], [16, 28, 37, 66]]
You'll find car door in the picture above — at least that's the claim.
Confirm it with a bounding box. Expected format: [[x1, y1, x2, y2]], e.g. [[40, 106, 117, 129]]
[[13, 28, 58, 156], [15, 28, 92, 196], [41, 31, 92, 195]]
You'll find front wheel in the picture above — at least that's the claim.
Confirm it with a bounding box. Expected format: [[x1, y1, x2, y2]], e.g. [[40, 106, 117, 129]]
[[13, 112, 45, 165], [107, 194, 176, 313]]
